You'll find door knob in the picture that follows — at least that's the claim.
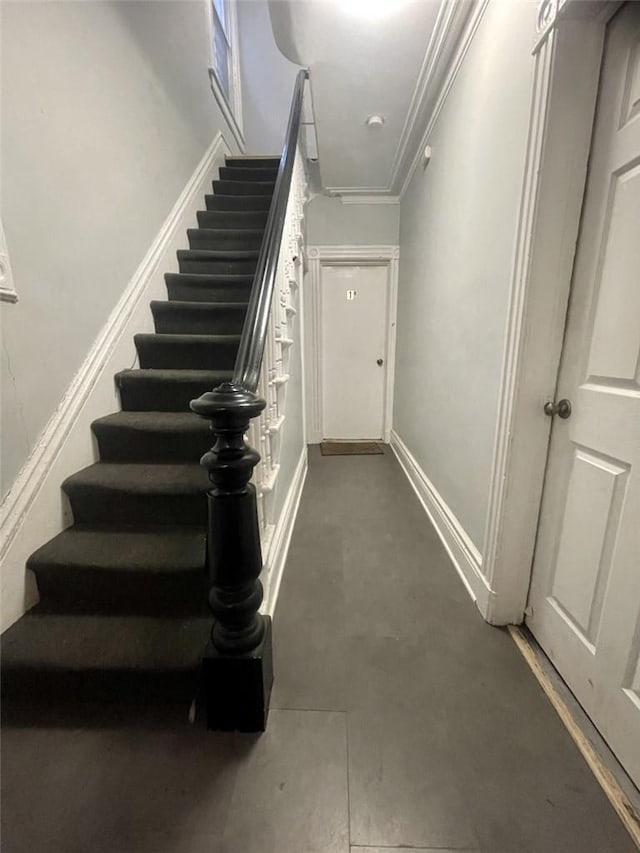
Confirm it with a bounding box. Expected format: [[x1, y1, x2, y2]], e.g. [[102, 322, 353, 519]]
[[543, 398, 571, 419], [377, 358, 384, 366]]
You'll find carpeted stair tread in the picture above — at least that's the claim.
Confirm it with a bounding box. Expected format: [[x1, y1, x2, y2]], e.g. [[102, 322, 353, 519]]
[[62, 462, 209, 525], [92, 411, 213, 461], [205, 194, 273, 211], [116, 368, 233, 411], [178, 248, 260, 260], [2, 612, 210, 672], [177, 249, 258, 275], [27, 524, 207, 615], [135, 332, 240, 370], [29, 524, 206, 575], [212, 179, 275, 196], [218, 166, 278, 182], [197, 209, 269, 229], [165, 272, 254, 303], [225, 155, 280, 168], [187, 227, 264, 251], [63, 461, 209, 497], [151, 300, 247, 335], [1, 613, 210, 705]]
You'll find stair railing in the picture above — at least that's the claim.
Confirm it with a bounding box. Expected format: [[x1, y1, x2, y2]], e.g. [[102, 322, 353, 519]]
[[191, 68, 310, 732]]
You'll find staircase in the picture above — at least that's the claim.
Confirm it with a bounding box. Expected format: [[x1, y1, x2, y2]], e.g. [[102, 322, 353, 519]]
[[1, 156, 280, 715]]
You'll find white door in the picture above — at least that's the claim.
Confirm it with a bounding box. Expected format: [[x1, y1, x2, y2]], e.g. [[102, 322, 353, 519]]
[[527, 3, 640, 787], [321, 264, 388, 440]]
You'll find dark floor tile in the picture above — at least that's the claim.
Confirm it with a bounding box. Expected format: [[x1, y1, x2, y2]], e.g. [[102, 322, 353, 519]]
[[346, 635, 478, 850], [0, 726, 240, 853], [271, 520, 348, 711], [351, 848, 479, 853], [219, 709, 349, 853], [347, 706, 478, 850]]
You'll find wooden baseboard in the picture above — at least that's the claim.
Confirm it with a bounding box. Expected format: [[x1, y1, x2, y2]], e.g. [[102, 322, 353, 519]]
[[509, 625, 640, 849]]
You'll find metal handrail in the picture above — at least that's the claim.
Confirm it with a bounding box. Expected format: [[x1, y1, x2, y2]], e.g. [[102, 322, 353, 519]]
[[232, 68, 309, 392]]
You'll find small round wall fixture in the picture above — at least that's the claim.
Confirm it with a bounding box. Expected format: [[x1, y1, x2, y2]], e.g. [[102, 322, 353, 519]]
[[365, 114, 385, 129]]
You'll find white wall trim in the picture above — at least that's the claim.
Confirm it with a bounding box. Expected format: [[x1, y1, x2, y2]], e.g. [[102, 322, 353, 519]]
[[208, 70, 245, 152], [326, 186, 389, 196], [261, 445, 308, 617], [390, 429, 492, 615], [481, 7, 616, 625], [205, 0, 245, 152], [305, 244, 399, 444], [309, 245, 399, 260], [387, 0, 465, 192], [399, 0, 489, 198], [534, 0, 620, 54], [339, 195, 400, 206], [324, 0, 478, 198], [327, 0, 487, 199], [0, 132, 231, 631]]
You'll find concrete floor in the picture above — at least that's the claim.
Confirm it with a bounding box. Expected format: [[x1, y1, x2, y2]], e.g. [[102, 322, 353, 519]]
[[1, 446, 634, 852]]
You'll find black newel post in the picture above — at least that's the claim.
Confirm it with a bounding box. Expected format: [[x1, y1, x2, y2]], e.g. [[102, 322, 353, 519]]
[[191, 382, 273, 732]]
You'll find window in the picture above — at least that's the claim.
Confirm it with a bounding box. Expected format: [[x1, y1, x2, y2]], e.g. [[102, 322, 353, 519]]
[[207, 0, 244, 148]]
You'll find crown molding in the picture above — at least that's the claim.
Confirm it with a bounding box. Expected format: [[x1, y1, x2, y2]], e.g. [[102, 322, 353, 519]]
[[400, 0, 489, 198], [386, 0, 463, 193], [320, 0, 485, 199]]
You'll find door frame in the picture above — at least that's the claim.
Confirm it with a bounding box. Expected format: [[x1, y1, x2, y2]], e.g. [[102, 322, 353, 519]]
[[304, 244, 400, 444], [482, 0, 625, 625]]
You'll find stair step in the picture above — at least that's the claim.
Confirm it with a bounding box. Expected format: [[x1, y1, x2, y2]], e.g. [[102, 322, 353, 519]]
[[225, 156, 280, 169], [92, 411, 213, 462], [177, 249, 258, 276], [134, 332, 240, 370], [165, 272, 254, 303], [28, 524, 208, 615], [205, 194, 272, 211], [218, 166, 279, 183], [187, 228, 264, 251], [1, 611, 210, 704], [212, 180, 275, 196], [151, 300, 247, 335], [197, 209, 269, 229], [116, 368, 231, 412], [62, 462, 209, 525]]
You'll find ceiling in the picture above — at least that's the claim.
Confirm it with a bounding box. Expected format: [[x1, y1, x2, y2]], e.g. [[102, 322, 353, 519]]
[[269, 0, 474, 198]]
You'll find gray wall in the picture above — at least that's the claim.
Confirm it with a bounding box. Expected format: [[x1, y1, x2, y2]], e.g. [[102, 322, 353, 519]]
[[393, 0, 537, 551], [0, 0, 238, 497], [307, 196, 400, 245], [238, 0, 300, 155]]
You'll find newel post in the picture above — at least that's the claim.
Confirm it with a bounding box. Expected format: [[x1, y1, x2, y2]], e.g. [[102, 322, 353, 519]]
[[190, 382, 273, 731]]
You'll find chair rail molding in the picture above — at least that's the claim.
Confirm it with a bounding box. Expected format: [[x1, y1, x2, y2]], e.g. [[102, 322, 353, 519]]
[[480, 1, 621, 625], [304, 244, 399, 445]]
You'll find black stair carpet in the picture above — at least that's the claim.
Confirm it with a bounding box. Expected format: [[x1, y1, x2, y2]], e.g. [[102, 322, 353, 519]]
[[1, 156, 280, 715]]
